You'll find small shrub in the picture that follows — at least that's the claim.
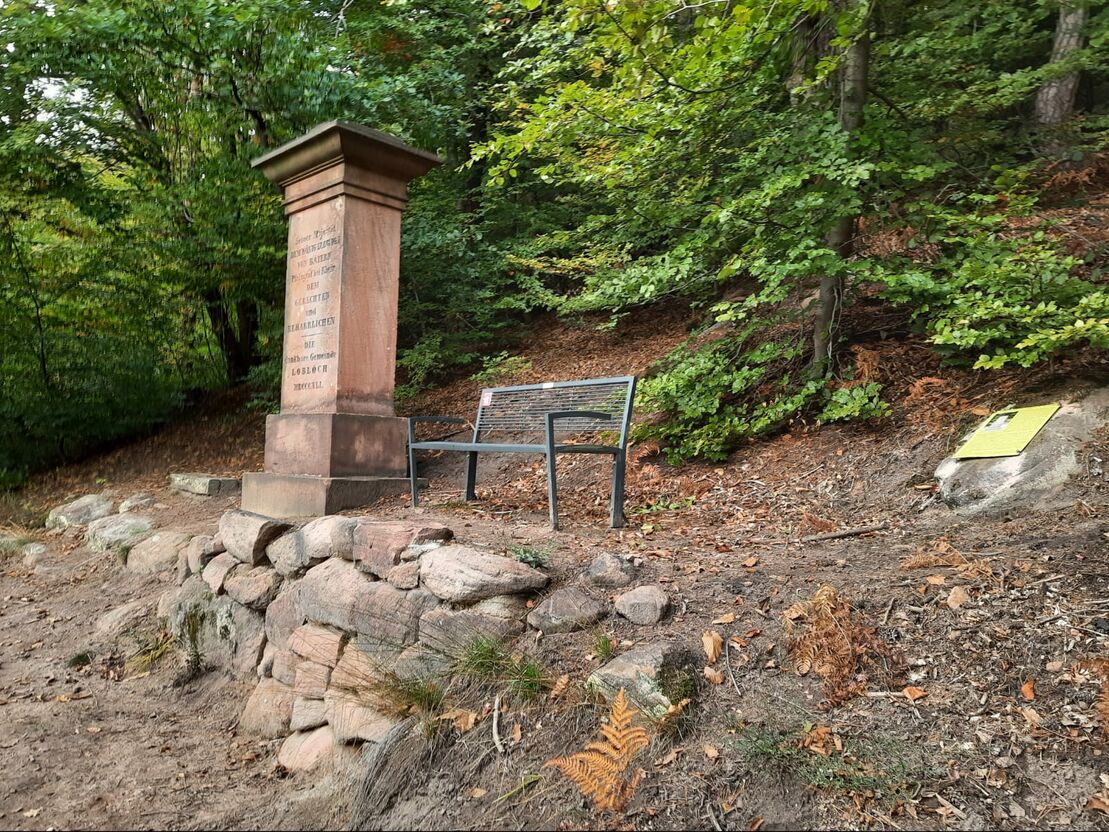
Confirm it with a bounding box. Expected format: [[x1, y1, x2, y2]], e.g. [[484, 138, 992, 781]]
[[510, 544, 551, 569], [67, 651, 94, 669], [593, 632, 615, 663], [471, 351, 532, 383]]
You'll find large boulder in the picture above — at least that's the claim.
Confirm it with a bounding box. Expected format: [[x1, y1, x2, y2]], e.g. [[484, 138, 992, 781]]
[[239, 677, 295, 738], [266, 515, 359, 577], [290, 698, 328, 733], [527, 587, 609, 634], [936, 389, 1109, 516], [161, 576, 266, 678], [46, 494, 114, 530], [126, 531, 192, 574], [355, 521, 453, 578], [614, 585, 670, 625], [86, 514, 153, 554], [219, 510, 290, 566], [419, 546, 548, 603], [587, 641, 696, 719]]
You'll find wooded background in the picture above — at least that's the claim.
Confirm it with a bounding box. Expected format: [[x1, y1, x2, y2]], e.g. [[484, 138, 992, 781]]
[[0, 0, 1105, 483]]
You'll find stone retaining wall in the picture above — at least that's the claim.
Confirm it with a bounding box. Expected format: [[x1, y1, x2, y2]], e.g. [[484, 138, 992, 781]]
[[158, 510, 549, 771]]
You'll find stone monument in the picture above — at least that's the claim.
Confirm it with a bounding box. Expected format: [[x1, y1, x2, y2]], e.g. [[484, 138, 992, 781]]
[[242, 121, 440, 517]]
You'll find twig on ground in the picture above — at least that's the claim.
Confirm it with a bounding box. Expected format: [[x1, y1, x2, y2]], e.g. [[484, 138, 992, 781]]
[[799, 523, 889, 543], [492, 693, 505, 754]]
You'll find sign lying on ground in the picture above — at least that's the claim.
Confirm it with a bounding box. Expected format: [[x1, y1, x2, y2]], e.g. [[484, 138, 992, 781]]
[[953, 403, 1061, 460]]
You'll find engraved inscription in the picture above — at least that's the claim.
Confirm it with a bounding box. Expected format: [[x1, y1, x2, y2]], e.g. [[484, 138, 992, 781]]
[[283, 221, 342, 398]]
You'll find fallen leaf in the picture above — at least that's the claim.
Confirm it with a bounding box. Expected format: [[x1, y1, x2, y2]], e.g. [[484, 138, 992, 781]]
[[1020, 706, 1042, 727], [742, 556, 759, 568], [549, 674, 570, 699], [511, 722, 522, 743], [702, 630, 723, 664], [1087, 796, 1109, 815], [438, 708, 478, 733], [712, 612, 736, 625], [470, 787, 488, 799], [86, 724, 102, 734], [1046, 660, 1064, 673], [926, 574, 946, 586], [703, 666, 725, 685], [749, 817, 765, 832], [22, 808, 41, 818], [903, 686, 929, 702], [946, 586, 970, 609], [1020, 679, 1036, 701], [654, 748, 682, 767], [703, 744, 720, 761]]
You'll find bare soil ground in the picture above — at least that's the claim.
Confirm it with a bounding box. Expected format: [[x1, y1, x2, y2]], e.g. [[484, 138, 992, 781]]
[[2, 309, 1108, 830]]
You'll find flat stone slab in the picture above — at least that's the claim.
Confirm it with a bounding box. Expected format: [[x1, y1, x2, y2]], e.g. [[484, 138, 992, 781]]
[[239, 677, 295, 738], [119, 492, 156, 513], [86, 514, 153, 553], [46, 494, 115, 530], [170, 473, 241, 496], [224, 565, 283, 610]]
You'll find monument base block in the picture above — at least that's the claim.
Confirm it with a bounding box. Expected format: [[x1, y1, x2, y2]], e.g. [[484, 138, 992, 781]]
[[241, 472, 416, 518], [263, 413, 408, 478]]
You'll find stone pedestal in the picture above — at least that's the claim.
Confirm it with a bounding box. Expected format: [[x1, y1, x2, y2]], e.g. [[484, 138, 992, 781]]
[[242, 121, 440, 517]]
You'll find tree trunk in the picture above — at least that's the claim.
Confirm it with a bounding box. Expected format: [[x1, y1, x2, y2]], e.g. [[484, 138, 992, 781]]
[[205, 291, 255, 382], [1036, 1, 1088, 127], [811, 28, 869, 376]]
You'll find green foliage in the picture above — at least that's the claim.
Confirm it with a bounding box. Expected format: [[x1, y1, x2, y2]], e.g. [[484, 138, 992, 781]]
[[819, 383, 891, 423], [510, 544, 551, 569], [471, 352, 534, 383]]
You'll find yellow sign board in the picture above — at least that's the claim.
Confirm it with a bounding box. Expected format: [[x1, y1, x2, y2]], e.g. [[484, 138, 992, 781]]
[[953, 403, 1060, 460]]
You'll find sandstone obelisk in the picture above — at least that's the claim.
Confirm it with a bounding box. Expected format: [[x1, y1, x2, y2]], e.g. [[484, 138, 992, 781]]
[[242, 121, 440, 517]]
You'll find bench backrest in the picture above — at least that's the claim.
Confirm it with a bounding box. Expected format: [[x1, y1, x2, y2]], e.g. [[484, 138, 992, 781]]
[[474, 376, 636, 447]]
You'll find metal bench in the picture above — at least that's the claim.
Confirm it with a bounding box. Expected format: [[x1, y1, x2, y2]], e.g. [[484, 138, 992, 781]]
[[407, 376, 637, 530]]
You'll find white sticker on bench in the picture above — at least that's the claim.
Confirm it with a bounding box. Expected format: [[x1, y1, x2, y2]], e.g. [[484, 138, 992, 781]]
[[542, 382, 554, 389], [480, 390, 493, 406]]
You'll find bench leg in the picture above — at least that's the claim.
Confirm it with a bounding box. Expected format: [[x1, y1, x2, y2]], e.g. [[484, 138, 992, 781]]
[[408, 444, 419, 508], [546, 449, 559, 530], [464, 452, 478, 501], [610, 451, 626, 528]]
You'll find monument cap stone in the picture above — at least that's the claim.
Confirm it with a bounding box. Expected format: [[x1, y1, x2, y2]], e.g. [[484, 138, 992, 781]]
[[243, 122, 440, 517]]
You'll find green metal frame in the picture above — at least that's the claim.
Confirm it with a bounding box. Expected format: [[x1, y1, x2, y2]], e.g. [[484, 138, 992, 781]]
[[407, 376, 636, 529]]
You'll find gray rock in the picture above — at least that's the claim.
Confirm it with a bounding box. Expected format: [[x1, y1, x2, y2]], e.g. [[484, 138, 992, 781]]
[[86, 514, 153, 553], [391, 643, 453, 682], [614, 585, 670, 625], [471, 594, 530, 620], [162, 576, 266, 678], [21, 543, 48, 568], [224, 565, 282, 610], [119, 492, 155, 513], [126, 531, 192, 574], [94, 599, 152, 640], [202, 552, 239, 594], [219, 509, 290, 566], [583, 552, 637, 588], [46, 494, 115, 530], [289, 623, 346, 667], [294, 660, 331, 699], [527, 587, 608, 633], [266, 515, 359, 577], [186, 534, 223, 574], [587, 641, 696, 719], [935, 390, 1109, 516], [419, 545, 548, 603], [239, 677, 295, 738], [170, 473, 241, 496], [259, 641, 276, 678], [272, 649, 303, 686]]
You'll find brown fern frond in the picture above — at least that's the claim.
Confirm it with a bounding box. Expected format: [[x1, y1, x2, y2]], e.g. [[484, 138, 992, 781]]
[[544, 688, 648, 814]]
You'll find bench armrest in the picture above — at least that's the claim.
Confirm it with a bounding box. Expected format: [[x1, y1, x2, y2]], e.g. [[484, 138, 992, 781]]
[[408, 416, 467, 442]]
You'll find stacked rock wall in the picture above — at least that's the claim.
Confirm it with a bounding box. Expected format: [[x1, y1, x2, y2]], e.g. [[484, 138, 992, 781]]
[[159, 509, 549, 771]]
